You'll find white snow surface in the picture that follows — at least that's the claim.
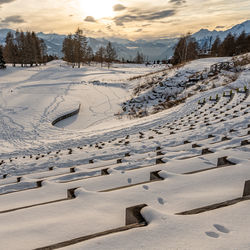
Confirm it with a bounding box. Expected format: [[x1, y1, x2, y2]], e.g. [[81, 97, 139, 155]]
[[0, 58, 249, 250]]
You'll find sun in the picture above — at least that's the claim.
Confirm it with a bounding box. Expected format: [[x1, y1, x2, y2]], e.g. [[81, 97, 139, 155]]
[[78, 0, 118, 19]]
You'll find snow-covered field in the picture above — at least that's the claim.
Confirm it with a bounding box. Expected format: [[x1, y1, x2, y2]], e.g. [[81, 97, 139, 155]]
[[0, 58, 249, 250]]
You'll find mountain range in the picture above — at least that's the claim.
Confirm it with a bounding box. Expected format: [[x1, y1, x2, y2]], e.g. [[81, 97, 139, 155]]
[[0, 20, 249, 61]]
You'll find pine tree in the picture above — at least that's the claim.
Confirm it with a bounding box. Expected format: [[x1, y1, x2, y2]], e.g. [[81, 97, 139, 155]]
[[3, 30, 47, 67], [86, 46, 93, 65], [246, 35, 250, 52], [39, 39, 47, 64], [172, 35, 189, 65], [0, 46, 6, 69], [219, 33, 235, 56], [62, 34, 75, 66], [172, 33, 198, 65], [186, 38, 198, 61], [16, 30, 26, 67], [95, 46, 105, 67], [201, 40, 208, 54], [134, 51, 144, 64], [62, 29, 93, 67], [105, 42, 117, 68], [74, 28, 85, 68], [3, 32, 18, 66], [235, 31, 248, 55], [24, 32, 34, 66], [211, 37, 221, 56]]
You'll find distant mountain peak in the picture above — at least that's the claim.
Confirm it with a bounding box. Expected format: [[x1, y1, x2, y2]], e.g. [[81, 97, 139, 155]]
[[0, 20, 249, 60]]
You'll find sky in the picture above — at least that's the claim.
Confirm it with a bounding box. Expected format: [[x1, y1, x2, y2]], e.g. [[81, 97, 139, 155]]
[[0, 0, 249, 40]]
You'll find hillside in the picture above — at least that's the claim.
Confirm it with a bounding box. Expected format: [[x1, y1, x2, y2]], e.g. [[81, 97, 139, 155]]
[[0, 54, 249, 249]]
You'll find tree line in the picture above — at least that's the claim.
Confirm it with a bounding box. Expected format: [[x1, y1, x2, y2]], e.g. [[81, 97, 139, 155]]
[[211, 31, 250, 57], [2, 30, 53, 67], [172, 31, 250, 65], [62, 28, 117, 68]]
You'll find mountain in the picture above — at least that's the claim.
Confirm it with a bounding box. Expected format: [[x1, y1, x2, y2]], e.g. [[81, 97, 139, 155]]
[[192, 20, 250, 49], [0, 20, 249, 60], [0, 29, 176, 60]]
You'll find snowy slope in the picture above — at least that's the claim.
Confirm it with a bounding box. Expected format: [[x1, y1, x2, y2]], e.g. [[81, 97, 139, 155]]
[[0, 56, 249, 250]]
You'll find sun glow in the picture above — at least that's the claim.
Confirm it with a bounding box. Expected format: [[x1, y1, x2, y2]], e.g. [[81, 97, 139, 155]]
[[78, 0, 118, 19]]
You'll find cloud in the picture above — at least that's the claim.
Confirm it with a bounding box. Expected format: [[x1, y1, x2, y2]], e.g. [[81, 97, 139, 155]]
[[216, 25, 225, 29], [135, 28, 142, 32], [114, 9, 176, 26], [113, 4, 126, 11], [0, 0, 15, 4], [2, 15, 25, 23], [169, 0, 186, 5], [142, 24, 151, 27], [0, 0, 15, 8], [106, 25, 113, 31], [84, 16, 96, 22]]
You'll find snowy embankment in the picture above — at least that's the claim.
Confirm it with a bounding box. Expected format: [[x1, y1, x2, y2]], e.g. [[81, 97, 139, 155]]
[[0, 56, 249, 250]]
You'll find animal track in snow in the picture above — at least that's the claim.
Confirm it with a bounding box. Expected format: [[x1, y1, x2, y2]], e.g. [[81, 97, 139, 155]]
[[157, 197, 165, 205], [205, 231, 220, 238], [205, 224, 230, 238], [213, 224, 230, 233]]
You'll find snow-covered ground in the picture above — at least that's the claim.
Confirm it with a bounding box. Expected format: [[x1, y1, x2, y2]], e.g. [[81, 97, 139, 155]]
[[0, 57, 249, 250]]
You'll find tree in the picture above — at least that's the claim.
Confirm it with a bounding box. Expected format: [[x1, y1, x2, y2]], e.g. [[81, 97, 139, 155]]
[[95, 46, 105, 67], [62, 28, 91, 67], [86, 45, 93, 65], [219, 33, 235, 56], [0, 46, 6, 69], [39, 39, 47, 64], [62, 34, 75, 66], [186, 38, 198, 61], [73, 28, 86, 68], [235, 31, 248, 55], [211, 36, 221, 56], [134, 51, 144, 64], [105, 42, 117, 68], [3, 32, 18, 66], [201, 40, 208, 54], [15, 30, 26, 67], [172, 33, 198, 65], [4, 30, 47, 67], [172, 36, 187, 65]]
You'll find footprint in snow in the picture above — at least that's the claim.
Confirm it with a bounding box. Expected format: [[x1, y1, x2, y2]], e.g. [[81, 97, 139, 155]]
[[127, 178, 132, 184], [157, 197, 165, 205], [143, 185, 149, 190], [205, 231, 219, 238], [213, 224, 230, 233]]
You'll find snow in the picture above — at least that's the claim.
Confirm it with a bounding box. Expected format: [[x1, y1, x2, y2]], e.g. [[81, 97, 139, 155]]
[[0, 56, 249, 250]]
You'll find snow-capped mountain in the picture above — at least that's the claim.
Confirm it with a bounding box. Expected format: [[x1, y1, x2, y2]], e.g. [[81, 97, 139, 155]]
[[192, 20, 250, 48], [0, 20, 249, 60]]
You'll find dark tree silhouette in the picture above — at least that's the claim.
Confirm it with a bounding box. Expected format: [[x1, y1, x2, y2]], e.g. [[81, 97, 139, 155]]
[[172, 33, 198, 65], [3, 30, 47, 66], [211, 37, 221, 56], [0, 46, 6, 69], [105, 42, 117, 68]]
